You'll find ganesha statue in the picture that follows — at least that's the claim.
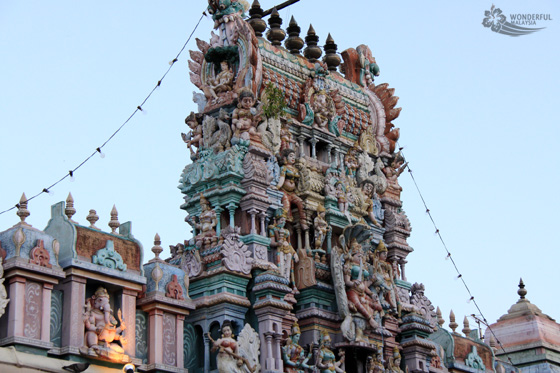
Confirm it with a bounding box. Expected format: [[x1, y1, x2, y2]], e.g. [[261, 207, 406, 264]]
[[80, 287, 129, 362]]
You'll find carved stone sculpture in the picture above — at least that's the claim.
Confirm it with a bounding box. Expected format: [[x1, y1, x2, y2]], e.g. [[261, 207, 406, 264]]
[[201, 60, 235, 104], [165, 274, 185, 300], [360, 180, 382, 228], [0, 257, 9, 318], [370, 241, 399, 316], [220, 226, 253, 275], [202, 109, 233, 153], [182, 111, 203, 158], [80, 287, 129, 362], [29, 239, 52, 268], [189, 194, 218, 249], [313, 205, 330, 255], [209, 320, 260, 373], [311, 90, 335, 129], [383, 152, 408, 193], [232, 88, 262, 144], [385, 349, 404, 373]]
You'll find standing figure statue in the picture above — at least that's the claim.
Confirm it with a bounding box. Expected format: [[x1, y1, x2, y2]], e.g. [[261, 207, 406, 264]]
[[366, 345, 385, 373], [269, 208, 299, 291], [202, 60, 234, 104], [282, 321, 312, 373], [182, 111, 203, 159], [189, 194, 218, 249], [232, 88, 262, 143], [80, 287, 128, 361], [313, 205, 330, 255], [386, 349, 405, 373], [370, 241, 399, 316], [344, 146, 359, 182], [210, 321, 251, 373], [360, 180, 382, 228], [316, 330, 346, 373], [383, 152, 408, 192], [276, 148, 308, 230]]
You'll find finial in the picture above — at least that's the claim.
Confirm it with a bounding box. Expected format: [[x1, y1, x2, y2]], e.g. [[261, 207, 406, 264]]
[[303, 24, 322, 62], [436, 306, 444, 327], [152, 233, 163, 260], [449, 309, 458, 333], [16, 193, 30, 225], [247, 0, 266, 37], [323, 33, 341, 71], [462, 316, 471, 337], [489, 335, 497, 351], [86, 209, 99, 229], [518, 278, 527, 300], [284, 16, 304, 55], [266, 8, 286, 46], [108, 205, 120, 234], [65, 192, 77, 222]]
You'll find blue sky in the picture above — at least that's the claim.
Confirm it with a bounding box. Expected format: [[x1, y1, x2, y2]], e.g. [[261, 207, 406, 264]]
[[1, 0, 558, 333]]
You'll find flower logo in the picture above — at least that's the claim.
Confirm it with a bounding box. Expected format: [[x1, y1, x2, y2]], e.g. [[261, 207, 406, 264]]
[[482, 5, 507, 32]]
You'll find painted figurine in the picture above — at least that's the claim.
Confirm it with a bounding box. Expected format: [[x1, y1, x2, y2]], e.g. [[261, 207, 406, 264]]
[[182, 111, 202, 158], [360, 180, 382, 228], [386, 349, 404, 373], [276, 148, 308, 230], [312, 90, 334, 129], [316, 330, 346, 373], [80, 287, 127, 359], [211, 321, 244, 373], [269, 208, 299, 290], [370, 241, 399, 316], [383, 152, 408, 192], [232, 88, 262, 142], [280, 121, 297, 151], [189, 194, 218, 249], [202, 60, 234, 103], [366, 346, 385, 373], [313, 205, 330, 255], [282, 321, 312, 373], [344, 239, 382, 330], [344, 146, 359, 182]]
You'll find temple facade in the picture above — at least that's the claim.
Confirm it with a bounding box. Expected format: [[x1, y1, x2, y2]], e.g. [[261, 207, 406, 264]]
[[0, 1, 556, 373]]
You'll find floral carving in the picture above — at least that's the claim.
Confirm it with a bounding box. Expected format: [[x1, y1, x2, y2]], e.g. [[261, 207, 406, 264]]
[[92, 240, 127, 271], [24, 282, 42, 339], [220, 226, 253, 275]]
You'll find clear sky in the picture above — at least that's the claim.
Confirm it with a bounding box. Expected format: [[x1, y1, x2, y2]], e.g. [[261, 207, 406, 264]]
[[1, 0, 558, 335]]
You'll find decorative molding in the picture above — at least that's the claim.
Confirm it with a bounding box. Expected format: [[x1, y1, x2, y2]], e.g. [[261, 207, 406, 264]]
[[92, 240, 127, 271]]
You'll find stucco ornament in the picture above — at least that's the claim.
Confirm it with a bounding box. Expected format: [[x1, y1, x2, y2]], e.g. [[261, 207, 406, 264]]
[[220, 226, 253, 275], [92, 240, 127, 271], [209, 321, 260, 373]]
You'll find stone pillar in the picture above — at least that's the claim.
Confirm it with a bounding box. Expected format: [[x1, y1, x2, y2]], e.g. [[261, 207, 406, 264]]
[[148, 308, 164, 365], [298, 136, 305, 157], [60, 275, 87, 350], [274, 333, 283, 370], [259, 212, 267, 236], [327, 144, 333, 163], [41, 283, 53, 342], [176, 315, 185, 368], [215, 206, 223, 236], [249, 209, 258, 234], [203, 333, 211, 373], [122, 288, 138, 357], [327, 228, 333, 254], [7, 276, 26, 338], [296, 226, 302, 250], [310, 138, 318, 159], [400, 259, 407, 281], [265, 332, 274, 370], [334, 148, 340, 167], [227, 203, 236, 228]]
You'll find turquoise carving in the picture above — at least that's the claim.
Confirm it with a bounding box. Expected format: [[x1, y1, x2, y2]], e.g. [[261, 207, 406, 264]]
[[92, 240, 127, 271], [465, 346, 485, 371], [183, 323, 200, 370], [50, 290, 63, 347], [135, 310, 148, 364]]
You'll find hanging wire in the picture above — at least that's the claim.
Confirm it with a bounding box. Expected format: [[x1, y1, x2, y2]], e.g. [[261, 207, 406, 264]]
[[0, 11, 206, 217], [398, 142, 514, 365]]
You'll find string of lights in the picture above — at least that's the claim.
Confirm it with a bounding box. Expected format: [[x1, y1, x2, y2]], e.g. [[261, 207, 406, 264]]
[[399, 144, 515, 365], [0, 11, 206, 217]]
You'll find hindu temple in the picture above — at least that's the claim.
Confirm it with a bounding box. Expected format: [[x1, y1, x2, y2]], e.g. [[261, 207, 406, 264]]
[[0, 1, 558, 372]]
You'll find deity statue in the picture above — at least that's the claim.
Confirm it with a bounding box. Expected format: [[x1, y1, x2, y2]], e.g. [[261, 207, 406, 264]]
[[332, 224, 384, 343], [366, 346, 385, 373], [316, 330, 346, 373], [202, 60, 234, 103], [344, 146, 360, 183], [232, 88, 262, 143], [382, 152, 408, 192], [386, 349, 404, 373], [269, 208, 299, 291], [182, 111, 203, 158], [313, 205, 330, 255], [369, 241, 399, 316], [80, 287, 128, 361], [312, 90, 334, 129], [324, 164, 341, 198], [360, 180, 383, 228], [276, 148, 308, 230], [188, 194, 218, 249], [209, 320, 257, 373], [282, 321, 312, 373], [280, 121, 297, 152], [357, 44, 380, 87]]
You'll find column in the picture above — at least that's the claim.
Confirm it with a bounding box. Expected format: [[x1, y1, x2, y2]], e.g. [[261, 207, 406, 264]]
[[248, 209, 258, 234], [214, 206, 223, 236], [399, 259, 408, 281], [326, 229, 333, 254], [227, 203, 236, 228], [297, 136, 305, 157], [295, 226, 302, 250], [122, 289, 138, 357], [310, 138, 318, 159], [265, 332, 274, 370], [203, 333, 211, 373], [333, 147, 340, 167], [148, 309, 164, 364], [7, 276, 26, 337], [274, 333, 283, 371], [259, 212, 267, 236], [326, 144, 333, 163], [304, 229, 311, 251], [176, 315, 185, 368], [41, 283, 53, 342], [60, 275, 86, 348]]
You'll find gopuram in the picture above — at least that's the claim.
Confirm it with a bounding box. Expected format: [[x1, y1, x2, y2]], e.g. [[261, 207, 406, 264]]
[[0, 1, 535, 373]]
